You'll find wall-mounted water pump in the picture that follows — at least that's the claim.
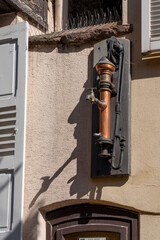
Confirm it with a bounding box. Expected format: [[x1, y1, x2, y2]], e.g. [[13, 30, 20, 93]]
[[87, 37, 131, 177]]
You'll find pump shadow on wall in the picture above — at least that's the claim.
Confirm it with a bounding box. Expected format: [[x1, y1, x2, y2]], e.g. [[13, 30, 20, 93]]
[[29, 47, 92, 208], [87, 38, 131, 177], [67, 51, 92, 198]]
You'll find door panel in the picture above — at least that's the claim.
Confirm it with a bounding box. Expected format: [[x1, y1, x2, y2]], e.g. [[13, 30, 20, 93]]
[[0, 40, 17, 96], [0, 171, 13, 232], [65, 232, 120, 240]]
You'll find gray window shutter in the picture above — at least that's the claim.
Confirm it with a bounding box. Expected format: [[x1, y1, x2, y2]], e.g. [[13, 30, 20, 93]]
[[0, 22, 28, 239], [142, 0, 160, 53]]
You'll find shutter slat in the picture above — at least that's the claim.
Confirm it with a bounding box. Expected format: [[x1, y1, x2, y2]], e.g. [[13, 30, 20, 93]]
[[0, 113, 16, 119], [151, 0, 160, 3], [0, 125, 16, 130], [151, 2, 160, 5], [0, 151, 14, 157], [0, 121, 16, 127], [0, 140, 15, 144], [151, 25, 160, 28], [0, 118, 16, 123], [151, 4, 160, 6], [151, 20, 160, 25], [0, 136, 15, 142], [151, 33, 160, 37], [151, 32, 160, 36], [0, 144, 15, 150], [0, 128, 15, 134], [0, 149, 14, 152], [151, 28, 160, 32], [151, 13, 160, 17]]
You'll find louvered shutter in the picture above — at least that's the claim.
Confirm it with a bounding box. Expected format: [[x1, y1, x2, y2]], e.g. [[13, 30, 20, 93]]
[[142, 0, 160, 53], [0, 22, 28, 239]]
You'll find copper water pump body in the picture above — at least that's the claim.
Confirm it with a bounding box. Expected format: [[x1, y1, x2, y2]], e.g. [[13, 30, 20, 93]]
[[96, 58, 116, 141]]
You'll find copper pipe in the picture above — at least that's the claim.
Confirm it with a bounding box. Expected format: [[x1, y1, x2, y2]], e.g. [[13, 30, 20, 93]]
[[100, 90, 111, 138], [96, 58, 115, 139]]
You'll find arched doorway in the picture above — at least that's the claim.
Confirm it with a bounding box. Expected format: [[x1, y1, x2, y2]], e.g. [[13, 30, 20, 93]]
[[40, 200, 138, 240]]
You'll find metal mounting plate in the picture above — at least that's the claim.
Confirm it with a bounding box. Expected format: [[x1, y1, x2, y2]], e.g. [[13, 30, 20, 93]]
[[91, 38, 131, 177]]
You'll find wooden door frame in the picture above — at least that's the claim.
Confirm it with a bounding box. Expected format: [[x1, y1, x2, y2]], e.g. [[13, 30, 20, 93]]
[[40, 200, 139, 240]]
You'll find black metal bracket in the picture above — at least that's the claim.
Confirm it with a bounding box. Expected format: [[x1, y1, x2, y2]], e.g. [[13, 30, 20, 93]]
[[107, 37, 125, 170], [90, 37, 131, 177]]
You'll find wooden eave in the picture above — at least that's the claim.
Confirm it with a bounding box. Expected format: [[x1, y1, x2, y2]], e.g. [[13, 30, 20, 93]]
[[29, 23, 133, 46]]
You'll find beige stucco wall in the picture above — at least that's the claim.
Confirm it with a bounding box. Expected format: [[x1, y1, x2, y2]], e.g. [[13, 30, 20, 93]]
[[22, 0, 160, 239], [23, 44, 160, 239], [140, 215, 160, 240]]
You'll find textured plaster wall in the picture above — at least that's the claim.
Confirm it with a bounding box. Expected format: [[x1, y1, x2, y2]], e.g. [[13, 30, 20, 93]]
[[23, 45, 92, 239], [140, 215, 160, 240], [23, 44, 160, 239], [23, 0, 160, 239]]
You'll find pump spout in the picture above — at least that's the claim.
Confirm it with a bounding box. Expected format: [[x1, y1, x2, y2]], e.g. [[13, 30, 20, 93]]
[[86, 88, 107, 111]]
